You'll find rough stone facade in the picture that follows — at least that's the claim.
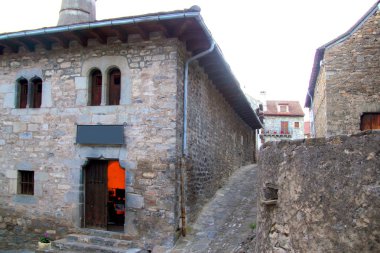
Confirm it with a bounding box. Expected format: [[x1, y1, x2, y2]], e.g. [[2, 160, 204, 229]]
[[256, 131, 380, 253], [311, 7, 380, 137], [0, 33, 256, 249], [179, 46, 256, 221]]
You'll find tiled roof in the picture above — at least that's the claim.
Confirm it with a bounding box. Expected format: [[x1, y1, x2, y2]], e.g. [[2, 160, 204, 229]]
[[264, 100, 304, 117]]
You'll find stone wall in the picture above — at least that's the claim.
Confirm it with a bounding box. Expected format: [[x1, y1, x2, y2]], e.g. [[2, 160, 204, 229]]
[[256, 131, 380, 252], [312, 65, 327, 138], [0, 34, 180, 249], [312, 10, 380, 137], [177, 45, 256, 222]]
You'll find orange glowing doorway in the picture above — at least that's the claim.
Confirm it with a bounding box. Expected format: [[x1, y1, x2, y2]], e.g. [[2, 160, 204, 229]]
[[107, 160, 125, 232]]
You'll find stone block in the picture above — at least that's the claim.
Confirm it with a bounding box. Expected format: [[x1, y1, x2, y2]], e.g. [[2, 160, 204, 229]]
[[126, 171, 134, 186], [126, 193, 144, 209], [5, 170, 17, 179], [75, 77, 87, 89], [12, 195, 37, 205], [15, 162, 33, 170], [34, 183, 43, 197], [41, 82, 53, 108], [8, 179, 17, 194], [121, 160, 137, 170], [13, 122, 26, 133], [19, 132, 32, 139], [27, 124, 39, 132], [0, 84, 13, 93], [3, 92, 15, 109], [64, 191, 80, 204], [76, 90, 88, 106], [35, 172, 49, 181]]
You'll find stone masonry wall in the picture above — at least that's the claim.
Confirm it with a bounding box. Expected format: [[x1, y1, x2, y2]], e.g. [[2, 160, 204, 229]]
[[0, 34, 180, 249], [313, 10, 380, 137], [312, 65, 327, 138], [176, 45, 256, 222], [256, 131, 380, 253]]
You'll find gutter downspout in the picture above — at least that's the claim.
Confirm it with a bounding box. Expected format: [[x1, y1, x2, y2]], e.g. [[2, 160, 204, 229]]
[[180, 41, 215, 237], [307, 90, 316, 137]]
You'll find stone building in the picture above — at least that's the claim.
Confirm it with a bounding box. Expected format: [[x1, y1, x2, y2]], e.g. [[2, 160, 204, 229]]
[[305, 1, 380, 138], [0, 0, 262, 250], [261, 100, 305, 143]]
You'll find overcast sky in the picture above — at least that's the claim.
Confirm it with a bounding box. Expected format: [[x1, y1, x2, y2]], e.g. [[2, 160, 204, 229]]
[[0, 0, 377, 109]]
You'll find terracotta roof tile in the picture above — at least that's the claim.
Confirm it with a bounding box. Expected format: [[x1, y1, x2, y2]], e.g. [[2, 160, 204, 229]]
[[264, 100, 304, 117]]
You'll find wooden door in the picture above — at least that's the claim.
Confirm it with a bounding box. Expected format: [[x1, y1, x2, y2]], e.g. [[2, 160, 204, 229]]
[[361, 113, 380, 130], [84, 160, 108, 229]]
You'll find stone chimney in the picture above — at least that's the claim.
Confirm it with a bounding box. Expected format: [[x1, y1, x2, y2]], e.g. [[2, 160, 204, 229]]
[[58, 0, 96, 26]]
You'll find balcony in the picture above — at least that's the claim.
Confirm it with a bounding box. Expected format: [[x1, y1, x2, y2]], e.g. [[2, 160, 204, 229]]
[[261, 128, 293, 138]]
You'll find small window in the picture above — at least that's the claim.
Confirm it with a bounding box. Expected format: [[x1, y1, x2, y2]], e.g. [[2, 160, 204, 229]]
[[361, 113, 380, 131], [18, 78, 28, 108], [90, 69, 102, 106], [294, 122, 300, 128], [18, 170, 34, 195], [31, 78, 42, 108], [279, 105, 288, 112], [108, 68, 121, 105]]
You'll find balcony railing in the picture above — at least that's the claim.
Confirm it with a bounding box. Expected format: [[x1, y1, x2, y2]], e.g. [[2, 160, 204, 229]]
[[262, 128, 293, 137]]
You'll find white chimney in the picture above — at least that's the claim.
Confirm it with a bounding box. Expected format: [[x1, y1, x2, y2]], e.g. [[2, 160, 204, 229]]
[[259, 91, 267, 112], [58, 0, 96, 26]]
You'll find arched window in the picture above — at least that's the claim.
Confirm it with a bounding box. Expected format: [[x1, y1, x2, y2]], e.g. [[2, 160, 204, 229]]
[[108, 68, 121, 105], [90, 69, 102, 106], [31, 77, 42, 108], [18, 78, 28, 108]]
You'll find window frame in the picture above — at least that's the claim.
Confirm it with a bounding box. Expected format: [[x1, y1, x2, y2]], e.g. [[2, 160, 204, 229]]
[[108, 68, 121, 106], [90, 69, 102, 106], [18, 170, 34, 195]]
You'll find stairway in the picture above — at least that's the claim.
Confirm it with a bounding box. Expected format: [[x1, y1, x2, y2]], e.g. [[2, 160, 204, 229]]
[[52, 233, 148, 253]]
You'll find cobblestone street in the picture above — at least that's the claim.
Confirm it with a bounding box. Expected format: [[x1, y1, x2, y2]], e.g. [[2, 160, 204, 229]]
[[171, 164, 257, 253]]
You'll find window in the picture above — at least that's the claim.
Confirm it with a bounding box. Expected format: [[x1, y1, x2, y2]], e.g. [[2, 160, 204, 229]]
[[18, 78, 28, 108], [17, 77, 43, 108], [294, 122, 300, 128], [360, 113, 380, 131], [281, 121, 289, 134], [31, 78, 42, 108], [18, 170, 34, 195], [279, 104, 288, 113], [90, 69, 102, 106], [108, 68, 121, 105]]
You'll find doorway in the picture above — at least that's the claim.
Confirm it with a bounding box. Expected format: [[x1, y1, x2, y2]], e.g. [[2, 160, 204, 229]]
[[84, 160, 125, 232]]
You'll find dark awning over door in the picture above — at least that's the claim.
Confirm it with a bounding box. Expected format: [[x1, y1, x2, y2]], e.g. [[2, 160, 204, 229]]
[[76, 125, 124, 145]]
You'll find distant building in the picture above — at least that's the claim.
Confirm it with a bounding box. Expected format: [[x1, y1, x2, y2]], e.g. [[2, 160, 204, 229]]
[[305, 1, 380, 137], [261, 100, 305, 142], [304, 121, 311, 138]]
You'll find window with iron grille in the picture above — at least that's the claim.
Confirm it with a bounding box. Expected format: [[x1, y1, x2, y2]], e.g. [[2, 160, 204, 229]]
[[18, 170, 34, 195]]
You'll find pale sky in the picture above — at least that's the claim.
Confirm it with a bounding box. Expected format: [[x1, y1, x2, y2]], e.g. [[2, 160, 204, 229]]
[[0, 0, 377, 109]]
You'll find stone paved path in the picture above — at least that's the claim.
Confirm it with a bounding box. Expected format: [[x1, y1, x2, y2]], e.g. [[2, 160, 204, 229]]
[[170, 164, 257, 253]]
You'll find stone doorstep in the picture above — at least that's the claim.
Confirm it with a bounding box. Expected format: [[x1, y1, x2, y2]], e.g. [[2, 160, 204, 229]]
[[74, 228, 138, 241], [53, 234, 146, 253]]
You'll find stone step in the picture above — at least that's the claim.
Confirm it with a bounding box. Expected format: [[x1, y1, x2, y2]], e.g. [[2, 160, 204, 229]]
[[52, 234, 146, 253], [74, 228, 137, 241]]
